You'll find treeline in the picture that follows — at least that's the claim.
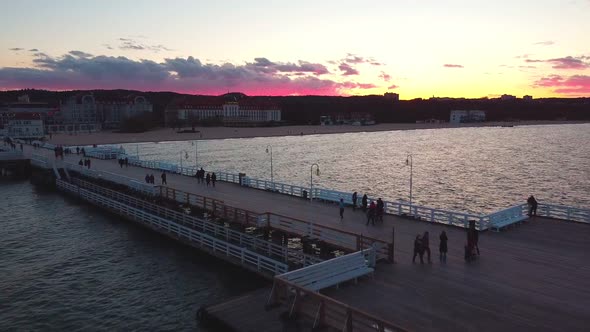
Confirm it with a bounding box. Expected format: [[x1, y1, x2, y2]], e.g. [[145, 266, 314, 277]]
[[1, 89, 589, 126]]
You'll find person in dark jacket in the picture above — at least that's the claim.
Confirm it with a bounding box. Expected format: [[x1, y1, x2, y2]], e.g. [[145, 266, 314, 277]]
[[439, 231, 448, 263], [412, 235, 424, 264], [361, 194, 368, 212], [211, 172, 217, 187], [206, 173, 211, 186], [352, 192, 358, 211], [527, 195, 538, 217], [422, 231, 431, 263], [161, 172, 167, 185], [376, 198, 384, 222]]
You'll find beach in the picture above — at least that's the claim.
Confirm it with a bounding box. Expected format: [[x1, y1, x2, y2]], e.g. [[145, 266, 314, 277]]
[[46, 120, 587, 145]]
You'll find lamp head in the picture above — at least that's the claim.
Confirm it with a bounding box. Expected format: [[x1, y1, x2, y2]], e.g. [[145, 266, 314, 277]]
[[316, 168, 320, 176], [406, 157, 409, 165], [266, 147, 269, 153]]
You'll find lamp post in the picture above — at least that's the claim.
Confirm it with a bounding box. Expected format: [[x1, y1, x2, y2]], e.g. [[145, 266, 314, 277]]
[[180, 149, 189, 172], [192, 140, 198, 168], [266, 145, 274, 186], [310, 163, 320, 202], [405, 153, 413, 206]]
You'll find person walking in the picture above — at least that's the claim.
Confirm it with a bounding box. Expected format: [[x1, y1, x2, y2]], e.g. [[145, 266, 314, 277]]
[[377, 198, 384, 223], [161, 172, 167, 185], [362, 194, 368, 212], [124, 157, 128, 168], [366, 201, 376, 226], [352, 192, 358, 211], [149, 174, 155, 184], [527, 195, 538, 217], [145, 174, 150, 183], [439, 231, 448, 263], [412, 235, 424, 264], [78, 159, 83, 167], [211, 172, 217, 187], [206, 173, 211, 187], [339, 198, 345, 220], [422, 231, 431, 263], [87, 159, 91, 169]]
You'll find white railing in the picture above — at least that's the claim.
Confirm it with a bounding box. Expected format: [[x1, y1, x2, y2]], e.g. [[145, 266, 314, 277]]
[[112, 153, 589, 230], [62, 161, 157, 196], [70, 177, 323, 267], [57, 179, 289, 276], [30, 153, 50, 168], [537, 203, 590, 224]]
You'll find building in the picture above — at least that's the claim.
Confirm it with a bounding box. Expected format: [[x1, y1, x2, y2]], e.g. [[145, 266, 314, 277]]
[[0, 95, 58, 128], [97, 95, 153, 129], [5, 113, 44, 138], [523, 95, 533, 101], [450, 110, 486, 123], [501, 94, 517, 101], [384, 92, 399, 101], [320, 112, 375, 126], [171, 94, 281, 127]]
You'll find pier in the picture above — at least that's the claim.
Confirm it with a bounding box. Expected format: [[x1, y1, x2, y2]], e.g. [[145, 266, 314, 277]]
[[20, 142, 590, 331]]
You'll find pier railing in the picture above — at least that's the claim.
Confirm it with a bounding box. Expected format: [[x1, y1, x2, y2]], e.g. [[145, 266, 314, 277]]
[[57, 179, 290, 275], [268, 277, 407, 332], [538, 203, 590, 224], [0, 149, 24, 160], [70, 178, 323, 267]]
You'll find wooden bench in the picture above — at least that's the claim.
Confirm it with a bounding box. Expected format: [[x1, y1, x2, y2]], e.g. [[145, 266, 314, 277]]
[[277, 251, 373, 291]]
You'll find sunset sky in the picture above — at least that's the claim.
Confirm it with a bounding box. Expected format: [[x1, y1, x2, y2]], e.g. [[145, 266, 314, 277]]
[[1, 0, 589, 98]]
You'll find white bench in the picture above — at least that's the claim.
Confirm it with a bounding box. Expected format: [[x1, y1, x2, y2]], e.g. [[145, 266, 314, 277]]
[[489, 206, 528, 231], [278, 251, 373, 291]]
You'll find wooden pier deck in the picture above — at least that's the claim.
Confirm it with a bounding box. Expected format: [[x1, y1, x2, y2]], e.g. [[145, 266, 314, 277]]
[[24, 146, 590, 331]]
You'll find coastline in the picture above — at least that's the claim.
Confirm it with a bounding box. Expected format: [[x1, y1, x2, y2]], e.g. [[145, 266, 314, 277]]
[[46, 120, 588, 145]]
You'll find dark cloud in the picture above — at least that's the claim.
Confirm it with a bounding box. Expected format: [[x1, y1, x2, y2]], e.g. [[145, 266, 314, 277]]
[[69, 50, 93, 58], [0, 52, 373, 95], [546, 56, 589, 69], [338, 63, 359, 75], [9, 48, 24, 51], [119, 38, 172, 52], [534, 41, 555, 46], [443, 64, 464, 68], [28, 48, 39, 52]]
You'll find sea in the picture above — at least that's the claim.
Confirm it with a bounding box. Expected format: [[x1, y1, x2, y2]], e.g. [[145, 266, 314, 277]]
[[1, 123, 588, 330]]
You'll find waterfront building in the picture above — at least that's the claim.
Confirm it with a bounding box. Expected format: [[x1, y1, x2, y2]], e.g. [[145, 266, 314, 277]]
[[97, 95, 153, 129], [450, 110, 486, 123], [5, 113, 44, 138], [523, 95, 533, 101], [501, 94, 517, 101], [384, 92, 400, 101], [0, 95, 58, 128], [169, 94, 281, 127]]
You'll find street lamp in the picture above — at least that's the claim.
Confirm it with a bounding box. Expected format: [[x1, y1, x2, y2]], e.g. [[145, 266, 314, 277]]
[[265, 145, 274, 186], [405, 153, 413, 206], [192, 140, 198, 168], [310, 163, 320, 202], [180, 149, 189, 171]]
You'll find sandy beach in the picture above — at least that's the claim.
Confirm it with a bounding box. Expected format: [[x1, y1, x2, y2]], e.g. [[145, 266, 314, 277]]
[[46, 120, 588, 146]]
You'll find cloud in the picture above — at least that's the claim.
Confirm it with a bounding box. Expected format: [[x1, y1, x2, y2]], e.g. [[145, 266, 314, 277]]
[[338, 63, 359, 75], [344, 55, 366, 64], [534, 75, 590, 94], [370, 62, 383, 66], [534, 41, 555, 46], [443, 64, 464, 68], [0, 52, 375, 95], [379, 72, 391, 81], [118, 37, 172, 52], [69, 50, 93, 58], [546, 56, 589, 69], [28, 48, 39, 52], [387, 84, 398, 89], [9, 48, 24, 51], [525, 59, 544, 63]]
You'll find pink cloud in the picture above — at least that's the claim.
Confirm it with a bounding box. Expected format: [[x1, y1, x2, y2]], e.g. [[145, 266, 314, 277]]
[[534, 41, 555, 46], [0, 51, 375, 96], [338, 63, 359, 75], [525, 59, 544, 63], [379, 72, 391, 81], [443, 64, 464, 68], [534, 75, 590, 94], [387, 84, 398, 89]]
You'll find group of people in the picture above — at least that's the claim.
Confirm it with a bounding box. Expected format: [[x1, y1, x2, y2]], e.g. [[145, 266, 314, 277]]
[[337, 192, 384, 226], [413, 231, 449, 263], [194, 168, 216, 187], [118, 157, 129, 168], [53, 146, 68, 159], [145, 173, 156, 184], [77, 158, 92, 169]]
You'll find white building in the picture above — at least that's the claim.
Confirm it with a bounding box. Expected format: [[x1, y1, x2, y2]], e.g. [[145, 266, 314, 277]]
[[6, 113, 44, 138], [178, 101, 281, 124], [450, 110, 486, 123]]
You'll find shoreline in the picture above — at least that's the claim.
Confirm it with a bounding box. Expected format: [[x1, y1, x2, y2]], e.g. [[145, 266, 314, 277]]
[[46, 120, 588, 145]]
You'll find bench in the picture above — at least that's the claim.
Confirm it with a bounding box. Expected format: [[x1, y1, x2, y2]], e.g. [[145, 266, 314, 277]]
[[489, 206, 528, 231], [278, 251, 373, 291]]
